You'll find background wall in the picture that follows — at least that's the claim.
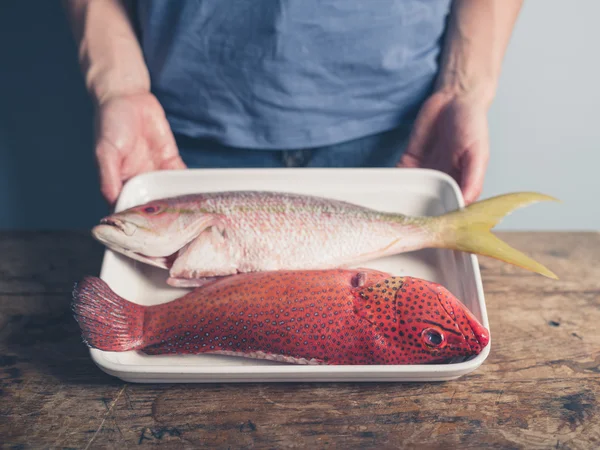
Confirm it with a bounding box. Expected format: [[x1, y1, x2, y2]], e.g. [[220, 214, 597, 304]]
[[0, 1, 105, 229], [482, 0, 599, 230], [0, 1, 598, 230]]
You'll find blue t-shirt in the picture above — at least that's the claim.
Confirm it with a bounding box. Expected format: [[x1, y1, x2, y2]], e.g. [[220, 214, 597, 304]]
[[136, 1, 452, 149]]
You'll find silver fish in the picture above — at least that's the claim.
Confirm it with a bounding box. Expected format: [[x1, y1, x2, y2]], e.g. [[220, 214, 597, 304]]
[[92, 191, 558, 287]]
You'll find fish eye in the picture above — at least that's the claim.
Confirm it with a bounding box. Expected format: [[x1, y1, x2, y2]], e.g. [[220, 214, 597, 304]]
[[142, 205, 162, 214], [422, 328, 444, 348]]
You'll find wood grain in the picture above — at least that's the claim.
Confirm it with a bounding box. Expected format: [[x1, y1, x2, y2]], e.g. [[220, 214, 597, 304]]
[[0, 231, 598, 449]]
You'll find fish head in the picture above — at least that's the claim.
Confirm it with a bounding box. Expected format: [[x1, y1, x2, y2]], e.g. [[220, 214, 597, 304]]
[[353, 275, 489, 364], [92, 198, 215, 268]]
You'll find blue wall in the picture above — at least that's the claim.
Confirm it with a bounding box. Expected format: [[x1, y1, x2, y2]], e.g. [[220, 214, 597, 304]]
[[0, 1, 107, 229]]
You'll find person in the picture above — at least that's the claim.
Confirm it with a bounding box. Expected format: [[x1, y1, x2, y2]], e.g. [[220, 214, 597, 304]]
[[63, 0, 523, 206]]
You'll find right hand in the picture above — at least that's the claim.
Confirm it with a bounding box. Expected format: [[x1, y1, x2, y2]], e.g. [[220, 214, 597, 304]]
[[94, 92, 187, 205]]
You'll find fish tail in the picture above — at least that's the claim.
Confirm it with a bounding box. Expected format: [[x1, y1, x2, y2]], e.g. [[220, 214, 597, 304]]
[[72, 276, 146, 352], [430, 192, 560, 279]]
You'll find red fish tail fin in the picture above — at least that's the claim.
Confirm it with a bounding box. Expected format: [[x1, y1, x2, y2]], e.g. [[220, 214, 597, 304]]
[[72, 276, 145, 352]]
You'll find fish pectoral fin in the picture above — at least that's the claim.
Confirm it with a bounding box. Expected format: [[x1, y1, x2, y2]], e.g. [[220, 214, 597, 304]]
[[170, 226, 238, 280]]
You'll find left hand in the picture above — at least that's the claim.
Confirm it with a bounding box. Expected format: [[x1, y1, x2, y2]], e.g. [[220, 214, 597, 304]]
[[397, 90, 490, 205]]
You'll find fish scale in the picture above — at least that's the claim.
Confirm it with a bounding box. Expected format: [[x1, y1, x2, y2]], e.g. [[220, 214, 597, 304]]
[[72, 269, 489, 365]]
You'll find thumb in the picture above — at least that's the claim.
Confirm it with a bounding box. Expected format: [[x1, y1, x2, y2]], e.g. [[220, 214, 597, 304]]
[[161, 153, 188, 170], [158, 136, 187, 170], [396, 97, 444, 168], [397, 122, 428, 168], [153, 125, 188, 170], [459, 145, 489, 205], [397, 150, 420, 168], [96, 141, 123, 205]]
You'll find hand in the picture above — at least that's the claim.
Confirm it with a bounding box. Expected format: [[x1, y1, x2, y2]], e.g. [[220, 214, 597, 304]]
[[397, 90, 490, 205], [94, 92, 187, 205]]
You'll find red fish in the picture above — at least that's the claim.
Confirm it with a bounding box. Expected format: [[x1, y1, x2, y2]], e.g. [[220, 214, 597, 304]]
[[72, 269, 489, 365]]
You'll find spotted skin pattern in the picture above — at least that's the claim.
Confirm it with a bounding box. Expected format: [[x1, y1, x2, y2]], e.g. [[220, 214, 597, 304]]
[[72, 269, 489, 365]]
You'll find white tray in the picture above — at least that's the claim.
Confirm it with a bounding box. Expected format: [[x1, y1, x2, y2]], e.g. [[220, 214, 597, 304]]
[[90, 168, 490, 383]]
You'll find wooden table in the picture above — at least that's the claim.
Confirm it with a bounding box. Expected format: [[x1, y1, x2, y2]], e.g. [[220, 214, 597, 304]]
[[0, 231, 598, 449]]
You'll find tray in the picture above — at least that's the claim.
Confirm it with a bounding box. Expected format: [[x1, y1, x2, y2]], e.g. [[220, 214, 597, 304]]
[[90, 168, 490, 383]]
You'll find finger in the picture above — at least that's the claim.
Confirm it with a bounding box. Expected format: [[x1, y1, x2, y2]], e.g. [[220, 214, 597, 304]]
[[459, 144, 489, 205], [96, 141, 123, 205]]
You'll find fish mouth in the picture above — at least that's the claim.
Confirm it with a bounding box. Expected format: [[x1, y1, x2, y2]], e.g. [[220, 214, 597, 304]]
[[451, 300, 489, 351], [464, 309, 490, 349], [96, 239, 176, 270], [92, 220, 175, 270], [98, 218, 136, 236], [437, 294, 488, 353]]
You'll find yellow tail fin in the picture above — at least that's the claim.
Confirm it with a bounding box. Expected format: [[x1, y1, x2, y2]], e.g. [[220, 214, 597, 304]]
[[433, 192, 559, 279]]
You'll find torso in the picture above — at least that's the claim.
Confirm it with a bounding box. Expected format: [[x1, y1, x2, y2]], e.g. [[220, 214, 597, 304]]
[[135, 0, 452, 149]]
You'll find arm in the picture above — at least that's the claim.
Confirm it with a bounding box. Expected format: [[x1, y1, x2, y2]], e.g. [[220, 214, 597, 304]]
[[399, 0, 524, 204], [436, 0, 524, 107], [63, 0, 185, 205], [62, 0, 149, 105]]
